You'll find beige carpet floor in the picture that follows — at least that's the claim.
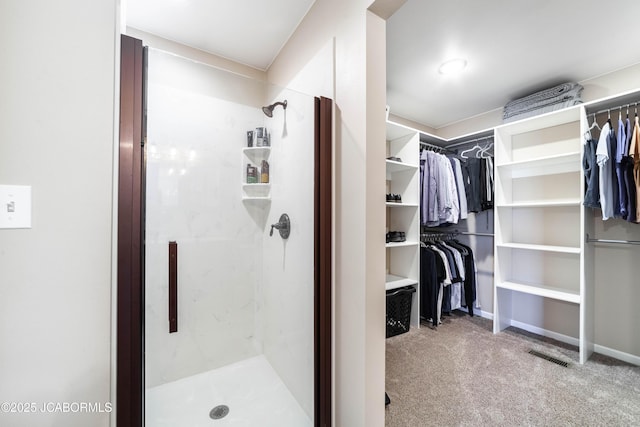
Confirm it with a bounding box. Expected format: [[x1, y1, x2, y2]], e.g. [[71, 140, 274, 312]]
[[385, 312, 640, 426]]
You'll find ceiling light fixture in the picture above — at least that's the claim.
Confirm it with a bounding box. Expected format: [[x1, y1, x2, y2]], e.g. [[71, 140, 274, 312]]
[[438, 58, 467, 75]]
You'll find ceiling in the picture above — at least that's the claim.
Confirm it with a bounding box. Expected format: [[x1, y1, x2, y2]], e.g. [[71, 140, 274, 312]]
[[127, 0, 640, 130], [387, 0, 640, 129], [125, 0, 315, 70]]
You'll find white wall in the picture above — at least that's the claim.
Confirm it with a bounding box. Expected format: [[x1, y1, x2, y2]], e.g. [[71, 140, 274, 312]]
[[437, 63, 640, 140], [126, 27, 266, 82], [591, 212, 640, 358], [0, 1, 117, 426], [144, 49, 266, 387], [268, 1, 401, 425], [364, 10, 388, 427]]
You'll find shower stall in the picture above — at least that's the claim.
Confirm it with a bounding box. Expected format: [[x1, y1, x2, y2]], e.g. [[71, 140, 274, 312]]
[[142, 48, 316, 426]]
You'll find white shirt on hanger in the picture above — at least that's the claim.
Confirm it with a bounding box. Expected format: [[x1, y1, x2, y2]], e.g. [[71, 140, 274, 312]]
[[596, 121, 614, 220], [451, 158, 468, 220]]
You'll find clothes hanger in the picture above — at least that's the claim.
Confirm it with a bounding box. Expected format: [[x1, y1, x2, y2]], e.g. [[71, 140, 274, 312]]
[[460, 138, 489, 159], [479, 141, 494, 158], [475, 138, 493, 158], [584, 113, 599, 140], [460, 144, 481, 159], [475, 142, 484, 158]]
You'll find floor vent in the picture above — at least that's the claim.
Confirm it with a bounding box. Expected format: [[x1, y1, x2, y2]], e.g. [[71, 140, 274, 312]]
[[528, 349, 569, 367]]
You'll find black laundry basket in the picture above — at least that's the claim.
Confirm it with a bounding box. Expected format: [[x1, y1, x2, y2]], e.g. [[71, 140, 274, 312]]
[[386, 285, 416, 338]]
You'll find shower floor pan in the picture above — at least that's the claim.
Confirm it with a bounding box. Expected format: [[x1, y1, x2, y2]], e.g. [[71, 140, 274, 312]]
[[146, 355, 311, 427]]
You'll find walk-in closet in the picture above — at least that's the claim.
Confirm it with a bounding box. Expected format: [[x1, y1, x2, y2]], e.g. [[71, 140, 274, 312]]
[[384, 1, 640, 425], [384, 92, 640, 357], [385, 93, 640, 426]]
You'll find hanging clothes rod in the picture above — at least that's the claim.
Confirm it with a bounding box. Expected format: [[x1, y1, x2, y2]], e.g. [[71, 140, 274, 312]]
[[419, 140, 453, 153], [421, 231, 460, 241], [423, 228, 494, 237], [446, 135, 494, 150], [461, 232, 494, 237], [589, 102, 640, 117], [585, 234, 640, 246]]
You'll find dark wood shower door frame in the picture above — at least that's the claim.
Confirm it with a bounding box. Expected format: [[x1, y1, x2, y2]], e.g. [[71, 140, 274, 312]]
[[117, 35, 333, 427], [117, 34, 145, 426], [315, 96, 332, 427]]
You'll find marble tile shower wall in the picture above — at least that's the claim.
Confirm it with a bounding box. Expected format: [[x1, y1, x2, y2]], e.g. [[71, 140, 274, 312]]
[[260, 87, 315, 418], [145, 49, 267, 388]]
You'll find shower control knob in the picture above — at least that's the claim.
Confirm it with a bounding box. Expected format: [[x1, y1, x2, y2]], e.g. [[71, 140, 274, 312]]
[[270, 213, 290, 239]]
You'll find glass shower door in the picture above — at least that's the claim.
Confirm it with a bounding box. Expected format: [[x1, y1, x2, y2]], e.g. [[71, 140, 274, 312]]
[[143, 48, 315, 427]]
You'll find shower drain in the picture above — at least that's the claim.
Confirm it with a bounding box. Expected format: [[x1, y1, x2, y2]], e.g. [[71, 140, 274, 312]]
[[209, 405, 230, 420]]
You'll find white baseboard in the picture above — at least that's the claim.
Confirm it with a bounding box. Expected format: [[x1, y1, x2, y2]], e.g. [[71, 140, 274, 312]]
[[454, 308, 640, 366], [476, 309, 493, 320], [509, 320, 580, 347], [507, 320, 639, 366], [594, 344, 640, 366], [456, 306, 493, 320]]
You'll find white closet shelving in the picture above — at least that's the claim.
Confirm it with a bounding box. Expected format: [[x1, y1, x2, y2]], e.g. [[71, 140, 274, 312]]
[[492, 105, 594, 363], [385, 121, 420, 327], [382, 88, 640, 364]]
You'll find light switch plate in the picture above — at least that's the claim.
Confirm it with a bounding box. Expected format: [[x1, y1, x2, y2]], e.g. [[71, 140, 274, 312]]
[[0, 185, 32, 229]]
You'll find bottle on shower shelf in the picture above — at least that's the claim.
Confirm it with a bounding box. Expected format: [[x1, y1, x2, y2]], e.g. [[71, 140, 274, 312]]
[[260, 160, 269, 183], [246, 163, 258, 184], [255, 127, 266, 147]]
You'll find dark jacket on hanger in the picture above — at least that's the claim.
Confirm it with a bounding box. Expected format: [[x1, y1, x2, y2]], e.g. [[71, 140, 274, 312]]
[[583, 137, 600, 209], [464, 158, 482, 213], [420, 247, 444, 327], [449, 240, 476, 317], [625, 117, 637, 222], [616, 118, 629, 219], [608, 127, 621, 218]]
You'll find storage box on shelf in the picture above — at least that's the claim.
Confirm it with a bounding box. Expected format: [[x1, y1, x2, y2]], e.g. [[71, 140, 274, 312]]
[[493, 105, 594, 363]]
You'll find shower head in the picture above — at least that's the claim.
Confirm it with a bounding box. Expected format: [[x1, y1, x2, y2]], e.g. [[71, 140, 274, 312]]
[[262, 100, 287, 117]]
